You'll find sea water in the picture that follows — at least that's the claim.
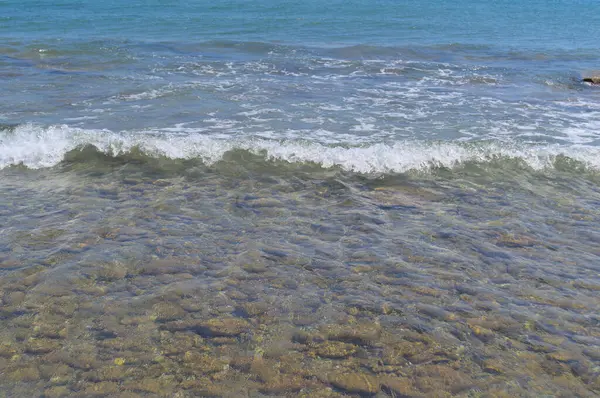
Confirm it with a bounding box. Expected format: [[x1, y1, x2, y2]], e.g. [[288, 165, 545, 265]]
[[1, 1, 599, 396]]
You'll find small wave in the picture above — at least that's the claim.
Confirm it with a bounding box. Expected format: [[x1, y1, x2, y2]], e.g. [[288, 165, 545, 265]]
[[2, 124, 600, 174]]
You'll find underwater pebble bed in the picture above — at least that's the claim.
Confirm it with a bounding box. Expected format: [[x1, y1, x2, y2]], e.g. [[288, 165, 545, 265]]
[[0, 160, 599, 397]]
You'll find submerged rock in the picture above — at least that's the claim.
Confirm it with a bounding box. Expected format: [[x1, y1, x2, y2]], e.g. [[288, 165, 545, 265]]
[[313, 341, 358, 358], [320, 323, 381, 345], [195, 317, 251, 337], [328, 372, 379, 395]]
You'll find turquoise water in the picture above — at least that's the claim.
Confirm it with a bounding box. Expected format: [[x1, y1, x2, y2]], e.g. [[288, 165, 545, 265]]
[[2, 0, 600, 169], [1, 1, 600, 397]]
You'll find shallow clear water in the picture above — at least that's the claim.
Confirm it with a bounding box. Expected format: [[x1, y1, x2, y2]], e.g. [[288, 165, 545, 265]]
[[1, 1, 600, 397]]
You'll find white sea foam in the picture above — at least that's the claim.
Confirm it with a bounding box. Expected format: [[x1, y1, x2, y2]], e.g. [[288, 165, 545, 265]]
[[2, 124, 600, 173]]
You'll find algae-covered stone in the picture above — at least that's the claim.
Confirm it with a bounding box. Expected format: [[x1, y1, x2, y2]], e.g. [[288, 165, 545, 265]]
[[83, 381, 120, 396], [495, 233, 537, 248], [152, 302, 186, 322], [468, 322, 495, 342], [7, 366, 41, 382], [40, 363, 74, 385], [259, 374, 309, 394], [181, 299, 204, 312], [24, 338, 61, 354], [0, 342, 18, 358], [196, 317, 251, 337], [139, 257, 199, 276], [125, 379, 161, 394], [250, 357, 279, 383], [381, 376, 420, 397], [239, 301, 270, 317], [547, 350, 578, 363], [183, 351, 229, 373], [321, 323, 381, 345], [482, 359, 505, 374], [34, 323, 67, 339], [583, 348, 600, 361], [414, 365, 473, 394], [416, 303, 453, 321], [298, 387, 345, 398], [43, 386, 71, 398], [95, 262, 128, 281], [4, 291, 25, 306], [328, 372, 379, 395], [383, 341, 423, 363], [313, 341, 357, 358], [242, 263, 268, 274]]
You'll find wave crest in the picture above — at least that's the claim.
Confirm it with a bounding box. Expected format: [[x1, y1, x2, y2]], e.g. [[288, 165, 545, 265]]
[[2, 124, 600, 174]]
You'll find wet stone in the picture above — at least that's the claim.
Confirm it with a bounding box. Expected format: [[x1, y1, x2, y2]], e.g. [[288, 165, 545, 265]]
[[0, 342, 18, 358], [242, 263, 268, 273], [547, 350, 579, 362], [82, 381, 120, 396], [246, 197, 285, 208], [4, 291, 26, 306], [313, 341, 358, 358], [139, 257, 200, 275], [85, 366, 127, 382], [6, 366, 41, 382], [380, 376, 420, 398], [416, 303, 453, 321], [34, 322, 67, 339], [94, 262, 128, 281], [298, 387, 345, 398], [152, 302, 186, 322], [195, 317, 251, 337], [582, 348, 600, 361], [24, 338, 62, 354], [328, 372, 379, 395], [495, 233, 537, 248], [527, 340, 557, 353], [43, 386, 71, 398], [482, 359, 505, 374], [414, 365, 474, 395], [239, 301, 270, 317], [180, 299, 204, 312], [183, 351, 229, 373], [258, 374, 310, 394], [124, 378, 173, 395], [467, 322, 495, 343], [321, 323, 381, 345]]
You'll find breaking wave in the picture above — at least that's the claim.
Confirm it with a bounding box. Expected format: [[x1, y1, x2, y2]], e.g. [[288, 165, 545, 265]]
[[2, 124, 600, 174]]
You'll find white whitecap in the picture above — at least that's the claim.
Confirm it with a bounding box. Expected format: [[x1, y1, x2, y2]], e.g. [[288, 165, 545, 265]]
[[2, 124, 600, 173]]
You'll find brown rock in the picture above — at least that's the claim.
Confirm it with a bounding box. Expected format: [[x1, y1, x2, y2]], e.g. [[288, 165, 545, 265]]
[[43, 386, 71, 398], [24, 338, 61, 354], [259, 374, 309, 394], [0, 343, 18, 358], [4, 291, 26, 305], [83, 381, 120, 396], [6, 366, 41, 382], [328, 372, 379, 395], [183, 351, 229, 374], [313, 341, 357, 358], [152, 302, 186, 322], [321, 323, 381, 345], [381, 376, 420, 397], [195, 317, 251, 337], [583, 76, 600, 84]]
